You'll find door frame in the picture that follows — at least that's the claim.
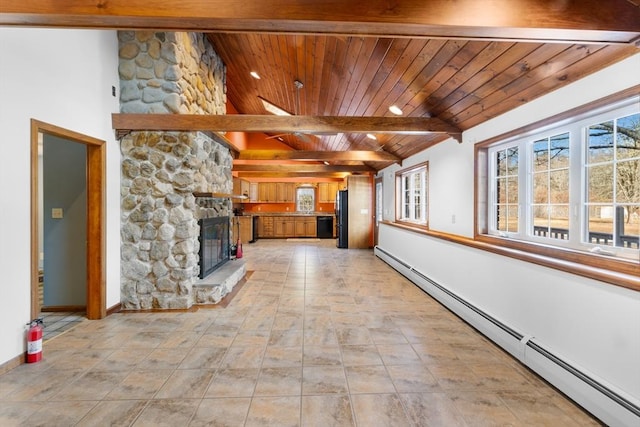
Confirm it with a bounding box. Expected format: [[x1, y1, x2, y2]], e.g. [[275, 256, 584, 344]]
[[30, 119, 106, 320], [374, 176, 383, 246]]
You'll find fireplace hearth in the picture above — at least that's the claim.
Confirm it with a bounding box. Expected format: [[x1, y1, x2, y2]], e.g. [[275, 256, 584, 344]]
[[198, 216, 230, 279]]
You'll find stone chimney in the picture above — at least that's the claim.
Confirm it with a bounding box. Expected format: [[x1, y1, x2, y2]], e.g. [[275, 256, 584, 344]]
[[118, 31, 232, 310]]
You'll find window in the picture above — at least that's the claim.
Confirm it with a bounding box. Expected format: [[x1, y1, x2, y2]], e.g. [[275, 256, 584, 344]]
[[296, 187, 315, 212], [586, 114, 640, 249], [396, 162, 428, 226], [493, 146, 519, 234], [531, 132, 570, 240], [483, 97, 639, 260]]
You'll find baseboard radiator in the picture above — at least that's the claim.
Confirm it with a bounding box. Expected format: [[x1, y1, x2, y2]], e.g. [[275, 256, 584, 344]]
[[374, 245, 640, 427]]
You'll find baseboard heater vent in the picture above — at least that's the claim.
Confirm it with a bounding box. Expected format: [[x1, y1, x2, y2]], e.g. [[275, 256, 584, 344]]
[[374, 245, 640, 426], [527, 341, 640, 419]]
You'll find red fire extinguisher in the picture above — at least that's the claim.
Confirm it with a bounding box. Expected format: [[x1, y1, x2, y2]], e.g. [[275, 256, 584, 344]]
[[235, 217, 243, 259], [26, 318, 44, 363]]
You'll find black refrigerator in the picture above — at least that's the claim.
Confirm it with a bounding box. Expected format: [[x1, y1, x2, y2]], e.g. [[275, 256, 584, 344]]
[[336, 189, 348, 248]]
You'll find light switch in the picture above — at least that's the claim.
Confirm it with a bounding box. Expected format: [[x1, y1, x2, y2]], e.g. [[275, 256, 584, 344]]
[[52, 208, 63, 219]]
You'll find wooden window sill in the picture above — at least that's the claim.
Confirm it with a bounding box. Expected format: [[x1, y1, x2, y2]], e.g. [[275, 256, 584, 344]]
[[381, 220, 639, 292]]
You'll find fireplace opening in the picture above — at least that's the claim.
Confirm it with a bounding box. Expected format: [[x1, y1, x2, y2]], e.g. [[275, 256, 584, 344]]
[[198, 216, 230, 279]]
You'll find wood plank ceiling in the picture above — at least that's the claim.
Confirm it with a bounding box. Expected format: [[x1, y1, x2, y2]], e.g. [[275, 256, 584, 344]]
[[2, 0, 640, 176], [208, 33, 638, 170]]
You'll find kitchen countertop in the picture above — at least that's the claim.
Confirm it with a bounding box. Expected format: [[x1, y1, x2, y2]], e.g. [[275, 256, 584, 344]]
[[237, 212, 335, 217]]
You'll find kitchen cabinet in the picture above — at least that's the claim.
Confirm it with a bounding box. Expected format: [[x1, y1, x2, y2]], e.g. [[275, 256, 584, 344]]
[[274, 216, 295, 237], [318, 182, 341, 203], [249, 182, 259, 202], [276, 183, 295, 202], [236, 216, 253, 244], [233, 178, 250, 199], [258, 182, 277, 202], [259, 216, 274, 237], [294, 216, 316, 237]]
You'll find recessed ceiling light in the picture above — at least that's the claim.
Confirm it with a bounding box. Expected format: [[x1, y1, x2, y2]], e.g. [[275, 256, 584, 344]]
[[389, 105, 403, 115], [366, 133, 377, 140], [250, 71, 261, 79]]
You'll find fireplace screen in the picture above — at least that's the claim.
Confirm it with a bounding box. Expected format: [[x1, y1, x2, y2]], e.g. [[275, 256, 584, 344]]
[[198, 216, 230, 279]]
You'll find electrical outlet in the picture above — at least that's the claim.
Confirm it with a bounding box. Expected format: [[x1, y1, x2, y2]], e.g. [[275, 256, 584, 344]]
[[451, 214, 456, 224], [52, 208, 63, 219], [112, 86, 116, 97]]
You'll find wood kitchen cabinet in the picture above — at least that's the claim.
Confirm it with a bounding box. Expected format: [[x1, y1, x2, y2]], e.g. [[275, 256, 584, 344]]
[[258, 183, 277, 202], [318, 182, 341, 203], [259, 216, 274, 237], [249, 182, 259, 202], [294, 216, 316, 237], [276, 183, 295, 202], [236, 216, 253, 244], [233, 177, 248, 196], [274, 216, 295, 237]]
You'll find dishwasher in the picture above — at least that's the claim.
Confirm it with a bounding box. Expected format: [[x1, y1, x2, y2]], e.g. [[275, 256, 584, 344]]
[[316, 216, 334, 239]]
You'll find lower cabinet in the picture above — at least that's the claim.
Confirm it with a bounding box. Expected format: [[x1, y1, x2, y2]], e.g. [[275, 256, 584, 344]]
[[236, 216, 253, 244], [259, 216, 317, 238], [259, 216, 274, 237], [274, 216, 295, 237], [295, 217, 316, 237]]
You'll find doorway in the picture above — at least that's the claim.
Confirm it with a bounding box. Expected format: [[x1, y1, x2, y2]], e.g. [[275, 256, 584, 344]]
[[30, 120, 106, 321]]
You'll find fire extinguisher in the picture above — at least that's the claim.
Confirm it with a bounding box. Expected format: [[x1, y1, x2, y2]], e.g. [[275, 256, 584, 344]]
[[26, 318, 44, 363], [235, 217, 243, 259]]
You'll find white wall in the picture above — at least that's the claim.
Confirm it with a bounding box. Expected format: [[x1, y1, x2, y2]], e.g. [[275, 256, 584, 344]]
[[378, 53, 640, 404], [0, 28, 121, 366]]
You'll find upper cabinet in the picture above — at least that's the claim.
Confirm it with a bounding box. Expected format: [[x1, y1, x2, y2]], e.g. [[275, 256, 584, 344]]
[[258, 182, 277, 202], [240, 181, 343, 203], [276, 183, 295, 202], [318, 182, 343, 203], [233, 177, 250, 198]]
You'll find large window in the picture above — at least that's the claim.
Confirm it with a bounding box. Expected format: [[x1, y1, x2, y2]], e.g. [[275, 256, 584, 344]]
[[396, 162, 428, 226], [484, 98, 639, 260], [586, 114, 640, 249]]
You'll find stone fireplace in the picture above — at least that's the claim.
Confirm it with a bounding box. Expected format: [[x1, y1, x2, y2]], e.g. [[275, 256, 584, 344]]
[[118, 31, 240, 310]]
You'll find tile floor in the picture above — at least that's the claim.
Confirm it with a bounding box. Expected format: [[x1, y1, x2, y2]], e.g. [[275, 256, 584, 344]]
[[39, 311, 86, 341], [0, 240, 602, 426]]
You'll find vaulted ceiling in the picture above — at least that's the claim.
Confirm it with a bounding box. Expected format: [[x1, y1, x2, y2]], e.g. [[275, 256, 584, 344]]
[[2, 0, 640, 178]]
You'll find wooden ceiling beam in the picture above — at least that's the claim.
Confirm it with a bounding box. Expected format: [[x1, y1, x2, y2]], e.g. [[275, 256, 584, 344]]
[[238, 150, 398, 163], [2, 0, 639, 44], [233, 164, 374, 173], [236, 172, 354, 179], [112, 113, 462, 140]]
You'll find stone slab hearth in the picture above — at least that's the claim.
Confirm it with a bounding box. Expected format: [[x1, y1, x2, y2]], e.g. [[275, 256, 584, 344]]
[[193, 259, 246, 305]]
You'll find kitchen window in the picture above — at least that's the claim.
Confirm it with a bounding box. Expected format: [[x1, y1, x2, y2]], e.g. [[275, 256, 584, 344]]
[[296, 187, 315, 213], [396, 162, 428, 227]]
